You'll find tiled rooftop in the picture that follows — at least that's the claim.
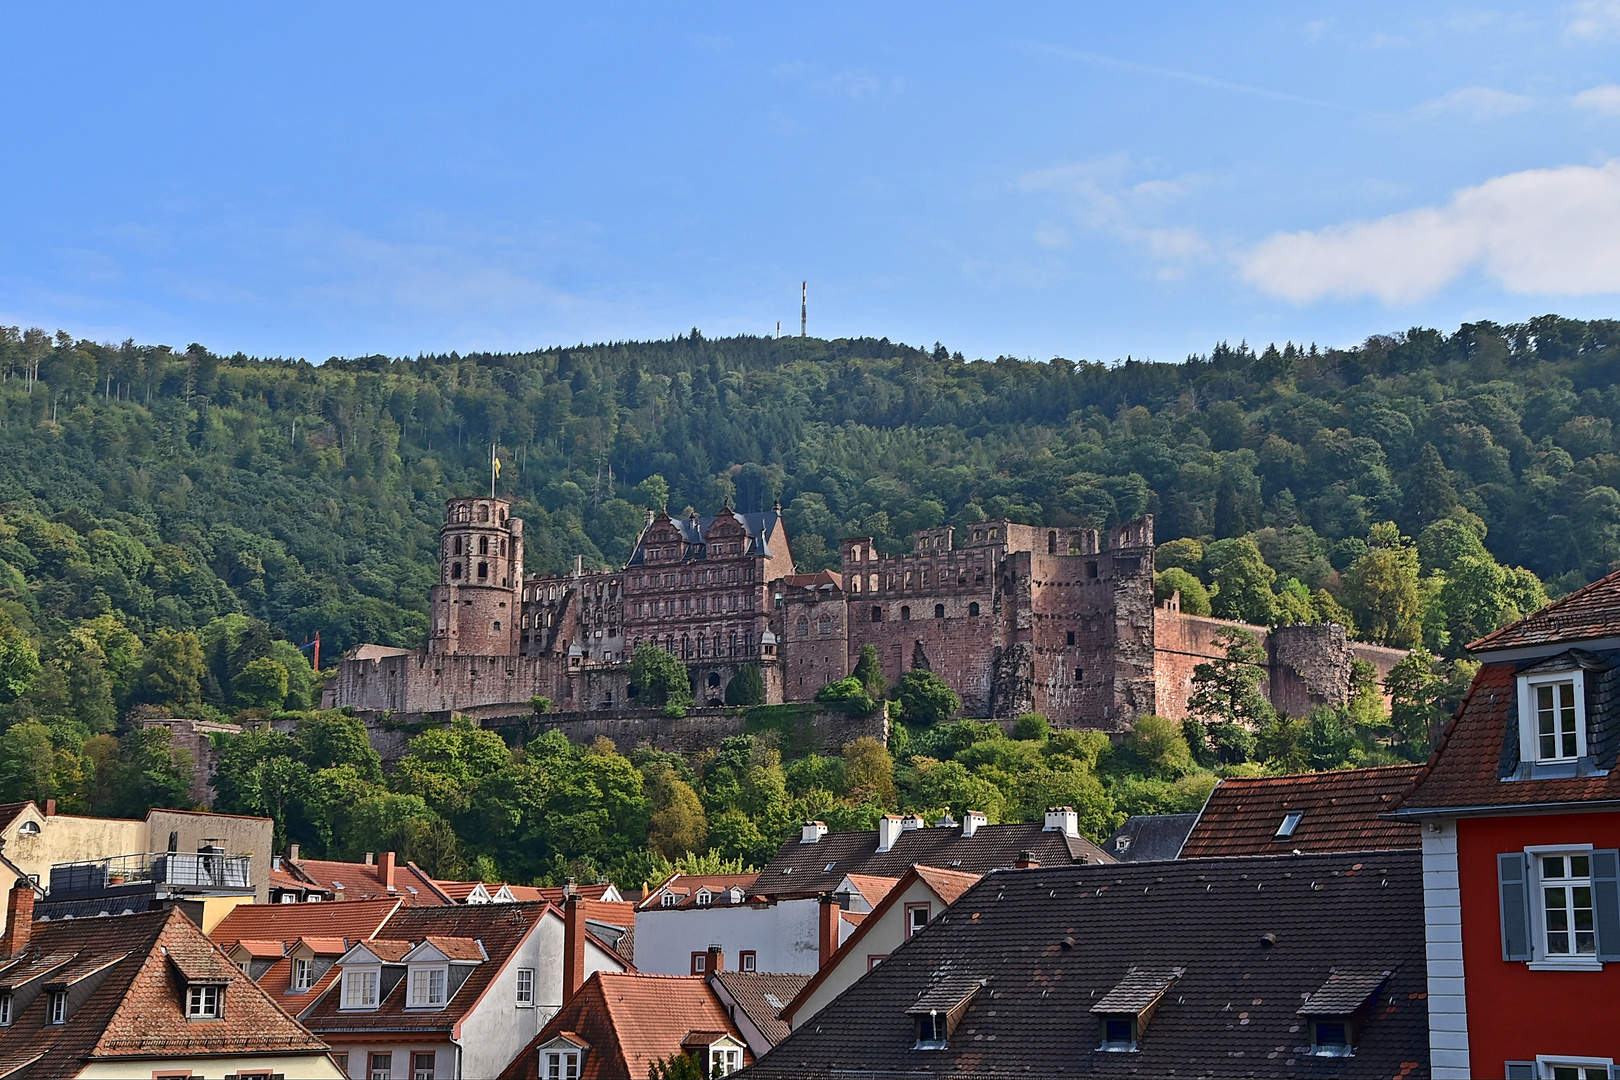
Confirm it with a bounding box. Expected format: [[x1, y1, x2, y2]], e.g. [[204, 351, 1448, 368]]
[[1468, 566, 1620, 653], [708, 971, 812, 1046], [1178, 766, 1423, 858], [1102, 813, 1199, 862]]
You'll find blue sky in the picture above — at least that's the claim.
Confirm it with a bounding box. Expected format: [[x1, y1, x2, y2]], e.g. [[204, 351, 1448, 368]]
[[4, 3, 1620, 364]]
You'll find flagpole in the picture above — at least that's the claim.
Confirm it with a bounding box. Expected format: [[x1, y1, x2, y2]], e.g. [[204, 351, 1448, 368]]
[[490, 443, 497, 498]]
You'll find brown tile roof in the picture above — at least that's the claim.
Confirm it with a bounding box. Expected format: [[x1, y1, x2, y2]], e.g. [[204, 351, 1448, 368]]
[[498, 971, 748, 1079], [287, 857, 451, 904], [1469, 566, 1620, 653], [1177, 765, 1423, 858], [782, 865, 981, 1027], [841, 873, 899, 908], [521, 883, 620, 903], [747, 851, 1428, 1080], [209, 898, 400, 951], [420, 935, 486, 961], [232, 939, 285, 959], [0, 802, 34, 835], [300, 902, 551, 1036], [0, 907, 330, 1077], [638, 874, 761, 910], [1396, 659, 1620, 813], [708, 971, 811, 1047], [754, 821, 1111, 898]]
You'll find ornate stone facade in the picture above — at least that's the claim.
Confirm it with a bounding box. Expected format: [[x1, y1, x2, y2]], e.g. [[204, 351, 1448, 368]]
[[328, 496, 1404, 731]]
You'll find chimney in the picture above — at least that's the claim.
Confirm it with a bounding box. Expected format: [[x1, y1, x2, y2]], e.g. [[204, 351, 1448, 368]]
[[563, 893, 587, 1004], [818, 895, 840, 968], [1, 880, 34, 955], [364, 852, 375, 865], [876, 815, 904, 853], [43, 799, 55, 817], [1015, 850, 1040, 869], [901, 814, 924, 832], [706, 944, 724, 974], [962, 810, 987, 838], [378, 851, 397, 890], [800, 821, 828, 845], [288, 843, 300, 863], [1043, 806, 1079, 839]]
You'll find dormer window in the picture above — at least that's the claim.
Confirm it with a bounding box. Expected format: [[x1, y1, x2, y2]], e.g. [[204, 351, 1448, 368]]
[[292, 957, 313, 991], [1091, 966, 1181, 1053], [1098, 1015, 1137, 1051], [695, 889, 713, 907], [1309, 1018, 1352, 1056], [661, 891, 678, 907], [409, 965, 447, 1008], [48, 989, 66, 1025], [1517, 667, 1588, 766], [0, 993, 10, 1026], [543, 1050, 580, 1080], [1297, 969, 1390, 1057], [913, 1011, 948, 1050], [709, 1042, 744, 1076], [186, 983, 222, 1020], [342, 968, 380, 1009]]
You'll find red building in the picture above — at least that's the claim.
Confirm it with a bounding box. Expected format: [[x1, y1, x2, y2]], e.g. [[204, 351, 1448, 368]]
[[1394, 571, 1620, 1079]]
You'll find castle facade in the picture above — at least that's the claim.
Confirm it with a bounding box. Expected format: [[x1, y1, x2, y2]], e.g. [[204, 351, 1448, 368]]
[[326, 496, 1404, 730]]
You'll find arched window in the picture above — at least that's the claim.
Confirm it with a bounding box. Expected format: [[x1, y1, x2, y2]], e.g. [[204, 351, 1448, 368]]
[[708, 672, 722, 687], [453, 536, 462, 556], [795, 617, 809, 638], [713, 633, 722, 656], [699, 636, 708, 657], [935, 604, 945, 618], [522, 615, 530, 628], [666, 635, 675, 653], [871, 606, 883, 622], [901, 606, 911, 621], [969, 602, 981, 616], [493, 621, 501, 631], [479, 537, 489, 555], [478, 562, 488, 580], [500, 538, 507, 556], [478, 504, 490, 523], [728, 632, 737, 656], [1048, 531, 1057, 554], [452, 562, 462, 579]]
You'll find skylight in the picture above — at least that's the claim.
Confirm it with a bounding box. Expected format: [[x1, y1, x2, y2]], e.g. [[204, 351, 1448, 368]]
[[1274, 812, 1304, 840]]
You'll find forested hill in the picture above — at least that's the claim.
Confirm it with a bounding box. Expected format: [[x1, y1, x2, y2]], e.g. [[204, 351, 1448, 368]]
[[1, 315, 1619, 666]]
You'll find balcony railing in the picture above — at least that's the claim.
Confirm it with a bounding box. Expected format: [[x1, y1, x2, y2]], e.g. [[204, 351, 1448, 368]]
[[48, 851, 252, 896]]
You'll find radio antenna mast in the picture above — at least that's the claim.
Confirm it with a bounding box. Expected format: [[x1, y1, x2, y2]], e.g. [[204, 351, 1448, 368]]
[[801, 281, 807, 338]]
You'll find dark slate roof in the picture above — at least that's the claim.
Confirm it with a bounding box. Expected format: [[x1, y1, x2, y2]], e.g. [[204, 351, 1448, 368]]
[[709, 971, 811, 1046], [744, 851, 1428, 1080], [1469, 566, 1620, 653], [1397, 655, 1620, 814], [753, 822, 1112, 898], [626, 510, 783, 567], [1102, 814, 1198, 861], [1179, 767, 1422, 858]]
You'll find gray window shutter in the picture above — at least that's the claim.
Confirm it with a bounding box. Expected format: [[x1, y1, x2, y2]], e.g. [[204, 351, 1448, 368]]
[[1593, 848, 1620, 962], [1499, 852, 1532, 961], [1504, 1064, 1535, 1079]]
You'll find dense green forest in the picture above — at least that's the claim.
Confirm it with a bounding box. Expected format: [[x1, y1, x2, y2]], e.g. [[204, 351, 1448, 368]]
[[0, 316, 1616, 881]]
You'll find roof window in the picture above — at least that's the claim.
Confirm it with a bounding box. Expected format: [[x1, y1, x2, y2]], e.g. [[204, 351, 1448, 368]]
[[906, 974, 983, 1050], [1275, 812, 1304, 840], [1298, 969, 1390, 1057]]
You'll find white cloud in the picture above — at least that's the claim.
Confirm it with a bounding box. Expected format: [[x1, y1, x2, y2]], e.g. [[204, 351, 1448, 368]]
[[1019, 155, 1211, 272], [1574, 84, 1620, 114], [1567, 0, 1620, 38], [1415, 86, 1537, 120], [1241, 161, 1620, 303]]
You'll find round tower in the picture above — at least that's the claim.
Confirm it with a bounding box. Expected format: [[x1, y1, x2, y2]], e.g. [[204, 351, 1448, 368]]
[[428, 496, 524, 655]]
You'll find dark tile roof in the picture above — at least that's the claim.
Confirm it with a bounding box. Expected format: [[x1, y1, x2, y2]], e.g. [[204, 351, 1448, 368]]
[[1103, 813, 1199, 861], [1178, 766, 1423, 858], [708, 971, 811, 1046], [744, 851, 1428, 1080], [1468, 566, 1620, 653], [627, 510, 784, 567], [0, 803, 33, 835], [0, 908, 330, 1078], [754, 822, 1111, 898], [1397, 658, 1620, 813], [298, 901, 549, 1034]]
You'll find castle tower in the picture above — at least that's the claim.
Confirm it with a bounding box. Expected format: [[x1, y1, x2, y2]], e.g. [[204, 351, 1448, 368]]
[[428, 496, 524, 655]]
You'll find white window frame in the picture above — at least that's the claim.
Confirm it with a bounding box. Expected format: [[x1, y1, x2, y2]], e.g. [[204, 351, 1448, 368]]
[[409, 964, 448, 1008], [47, 990, 66, 1025], [543, 1050, 580, 1080], [292, 956, 314, 992], [1525, 844, 1603, 971], [1518, 669, 1588, 764], [412, 1050, 436, 1079], [660, 891, 678, 907], [1535, 1055, 1614, 1079], [342, 967, 381, 1009], [695, 889, 712, 907], [906, 902, 932, 939], [709, 1044, 743, 1076], [186, 983, 222, 1019], [516, 967, 535, 1006]]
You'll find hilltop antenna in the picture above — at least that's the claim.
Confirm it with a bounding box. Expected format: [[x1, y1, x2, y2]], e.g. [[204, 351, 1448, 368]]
[[801, 282, 807, 338]]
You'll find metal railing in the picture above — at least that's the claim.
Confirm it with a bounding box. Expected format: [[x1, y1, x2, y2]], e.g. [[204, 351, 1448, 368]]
[[48, 851, 252, 895]]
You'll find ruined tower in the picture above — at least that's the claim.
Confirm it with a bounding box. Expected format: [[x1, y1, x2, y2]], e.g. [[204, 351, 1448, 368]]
[[428, 496, 524, 655]]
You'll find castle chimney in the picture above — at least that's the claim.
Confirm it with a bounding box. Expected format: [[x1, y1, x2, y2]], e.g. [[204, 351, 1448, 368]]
[[706, 943, 724, 974], [1, 880, 35, 955], [563, 892, 587, 1003], [818, 895, 840, 968], [378, 851, 396, 890]]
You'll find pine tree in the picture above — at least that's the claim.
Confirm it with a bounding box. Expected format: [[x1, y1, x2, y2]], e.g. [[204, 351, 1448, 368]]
[[1403, 443, 1458, 529]]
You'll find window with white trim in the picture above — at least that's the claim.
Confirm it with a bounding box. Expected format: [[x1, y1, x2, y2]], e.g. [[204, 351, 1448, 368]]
[[0, 993, 10, 1026], [412, 1050, 436, 1079], [1505, 1057, 1616, 1079], [1499, 847, 1620, 967], [292, 957, 313, 991], [1517, 669, 1588, 765], [660, 891, 678, 907], [543, 1050, 580, 1080], [516, 967, 535, 1005], [186, 983, 222, 1019], [47, 990, 66, 1025], [709, 1045, 743, 1076], [343, 968, 380, 1008], [1541, 853, 1597, 958], [906, 902, 931, 939], [369, 1050, 393, 1079], [409, 965, 448, 1007], [738, 950, 756, 972]]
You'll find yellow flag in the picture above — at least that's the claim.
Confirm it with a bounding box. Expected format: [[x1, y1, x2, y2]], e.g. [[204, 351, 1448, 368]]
[[493, 455, 501, 478]]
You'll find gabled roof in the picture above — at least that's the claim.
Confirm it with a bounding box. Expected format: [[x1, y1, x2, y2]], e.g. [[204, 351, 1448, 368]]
[[708, 971, 811, 1048], [637, 874, 760, 910], [746, 851, 1427, 1080], [754, 821, 1110, 898], [300, 902, 554, 1035], [497, 971, 749, 1080], [0, 802, 35, 835], [284, 857, 452, 904], [1396, 657, 1620, 814], [781, 864, 980, 1027], [1469, 566, 1620, 654], [840, 873, 899, 908], [210, 898, 400, 951], [1103, 813, 1199, 862], [0, 908, 330, 1076], [627, 509, 784, 567], [1178, 766, 1422, 858]]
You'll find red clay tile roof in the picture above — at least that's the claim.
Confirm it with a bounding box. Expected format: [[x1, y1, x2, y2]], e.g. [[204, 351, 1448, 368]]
[[1397, 660, 1620, 813], [420, 936, 486, 961], [911, 865, 981, 906], [841, 873, 899, 908], [1469, 566, 1620, 653], [0, 907, 330, 1077], [300, 902, 552, 1036], [638, 874, 760, 910], [232, 939, 285, 959], [1177, 765, 1423, 858], [297, 936, 349, 955], [514, 883, 619, 903], [287, 857, 451, 904], [210, 898, 400, 950], [498, 971, 748, 1079]]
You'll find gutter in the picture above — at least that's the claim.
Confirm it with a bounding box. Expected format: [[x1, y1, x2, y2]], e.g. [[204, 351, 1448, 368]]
[[1385, 798, 1620, 820]]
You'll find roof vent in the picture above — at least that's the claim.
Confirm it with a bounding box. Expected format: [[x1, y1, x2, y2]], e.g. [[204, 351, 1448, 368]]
[[1260, 932, 1278, 948]]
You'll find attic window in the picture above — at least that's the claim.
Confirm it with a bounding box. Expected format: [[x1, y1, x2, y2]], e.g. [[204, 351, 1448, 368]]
[[1516, 664, 1590, 769], [695, 889, 713, 907], [906, 975, 983, 1050], [1275, 812, 1304, 840], [1091, 966, 1183, 1052], [1298, 969, 1390, 1057], [824, 862, 836, 872], [186, 983, 222, 1020], [18, 821, 39, 836], [661, 892, 678, 907]]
